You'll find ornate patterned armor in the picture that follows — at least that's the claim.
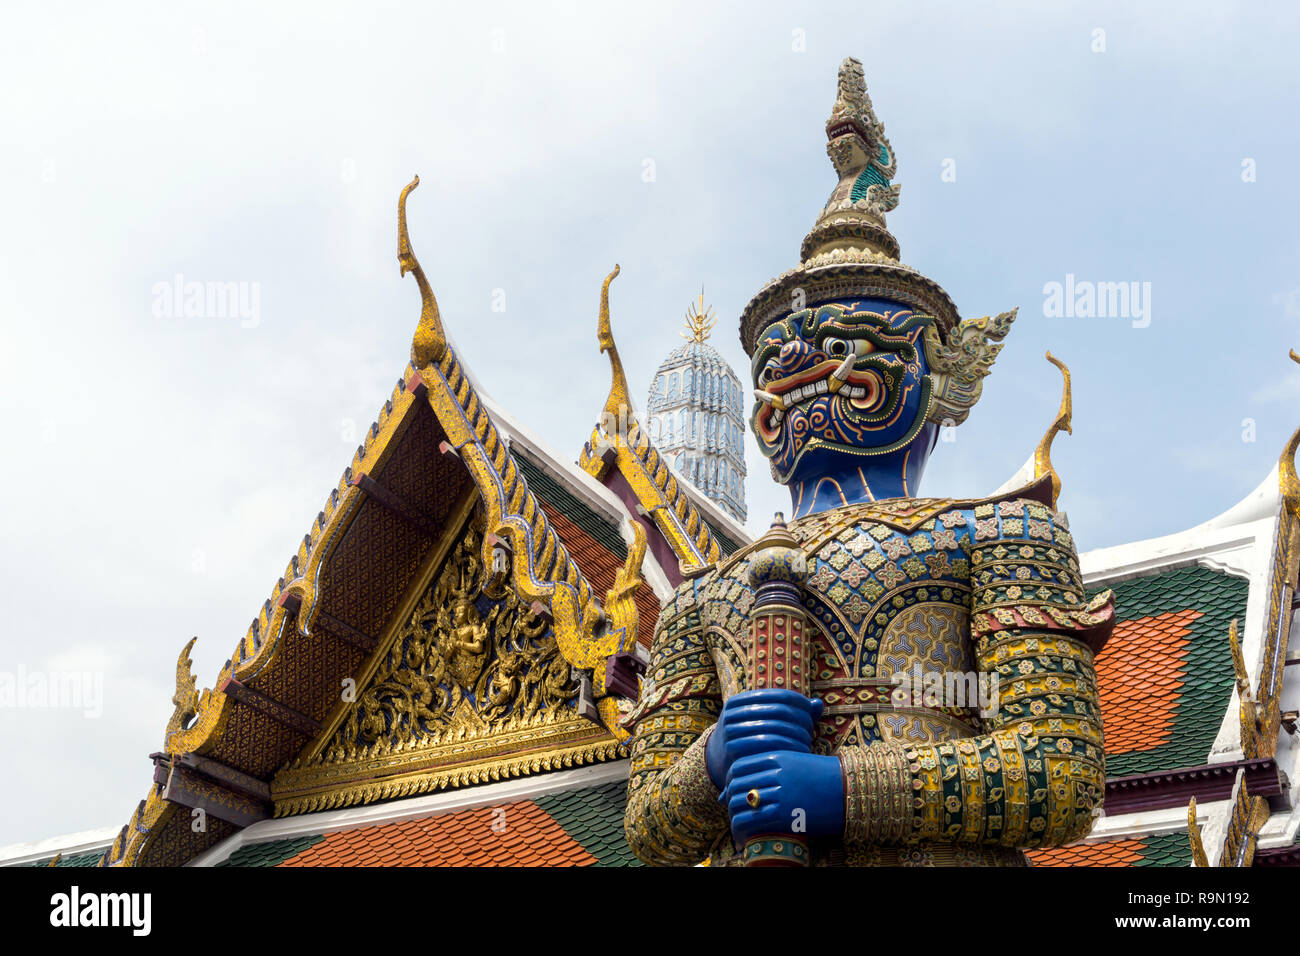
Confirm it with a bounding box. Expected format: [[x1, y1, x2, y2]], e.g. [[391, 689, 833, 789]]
[[624, 492, 1114, 866]]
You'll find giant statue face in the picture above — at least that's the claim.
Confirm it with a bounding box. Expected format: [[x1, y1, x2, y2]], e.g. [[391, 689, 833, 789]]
[[750, 298, 937, 487]]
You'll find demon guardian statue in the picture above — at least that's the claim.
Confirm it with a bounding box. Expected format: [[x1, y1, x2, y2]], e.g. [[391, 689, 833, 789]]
[[623, 58, 1114, 867]]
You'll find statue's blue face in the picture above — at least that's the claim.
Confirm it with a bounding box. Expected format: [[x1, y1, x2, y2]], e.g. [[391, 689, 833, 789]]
[[750, 299, 935, 487]]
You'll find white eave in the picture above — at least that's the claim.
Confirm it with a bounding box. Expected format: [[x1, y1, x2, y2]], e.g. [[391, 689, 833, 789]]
[[0, 824, 118, 868]]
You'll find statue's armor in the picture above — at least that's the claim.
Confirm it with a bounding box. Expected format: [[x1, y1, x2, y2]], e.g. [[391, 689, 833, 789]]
[[624, 488, 1113, 867]]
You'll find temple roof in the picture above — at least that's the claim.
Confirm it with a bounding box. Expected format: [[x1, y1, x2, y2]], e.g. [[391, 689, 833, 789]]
[[1027, 833, 1192, 868], [207, 765, 639, 868], [1094, 566, 1247, 776]]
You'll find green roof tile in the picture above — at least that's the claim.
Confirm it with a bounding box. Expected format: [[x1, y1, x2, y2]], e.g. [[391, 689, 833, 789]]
[[1136, 832, 1193, 867], [534, 780, 643, 867], [1090, 566, 1248, 777], [704, 519, 741, 557], [516, 455, 627, 560], [218, 834, 326, 867], [19, 850, 106, 868]]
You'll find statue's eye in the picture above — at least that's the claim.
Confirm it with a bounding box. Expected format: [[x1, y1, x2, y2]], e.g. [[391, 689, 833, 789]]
[[756, 365, 774, 386], [824, 338, 850, 357]]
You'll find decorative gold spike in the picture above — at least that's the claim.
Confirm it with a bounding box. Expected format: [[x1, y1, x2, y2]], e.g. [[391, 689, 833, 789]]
[[1220, 771, 1272, 867], [398, 176, 447, 368], [165, 637, 202, 747], [681, 289, 717, 343], [1281, 349, 1300, 513], [1228, 618, 1250, 689], [595, 265, 630, 421], [1034, 351, 1073, 508], [1187, 798, 1209, 868], [47, 852, 63, 868], [1229, 618, 1262, 756], [606, 518, 648, 631], [594, 519, 647, 742], [579, 278, 723, 570]]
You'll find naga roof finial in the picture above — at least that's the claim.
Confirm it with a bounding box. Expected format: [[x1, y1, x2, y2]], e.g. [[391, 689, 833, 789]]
[[165, 636, 203, 748], [595, 265, 630, 420], [1034, 352, 1074, 507], [398, 176, 447, 368]]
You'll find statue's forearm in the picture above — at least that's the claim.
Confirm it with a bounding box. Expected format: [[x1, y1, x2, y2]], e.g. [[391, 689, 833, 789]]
[[624, 721, 728, 866], [841, 628, 1105, 847], [622, 600, 730, 866]]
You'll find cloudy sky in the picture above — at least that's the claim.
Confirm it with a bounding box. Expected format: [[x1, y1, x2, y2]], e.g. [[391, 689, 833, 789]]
[[1, 1, 1298, 847]]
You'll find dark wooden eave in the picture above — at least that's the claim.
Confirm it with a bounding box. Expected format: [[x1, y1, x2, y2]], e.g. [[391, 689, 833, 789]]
[[1255, 845, 1300, 866], [1103, 757, 1285, 816], [278, 592, 379, 654], [151, 752, 270, 829], [349, 471, 441, 538], [218, 675, 322, 737]]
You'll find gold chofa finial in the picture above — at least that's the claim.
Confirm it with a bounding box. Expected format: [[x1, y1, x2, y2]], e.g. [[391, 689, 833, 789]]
[[1034, 351, 1073, 508], [596, 265, 629, 420], [682, 289, 717, 343], [399, 175, 447, 369], [1281, 349, 1300, 513]]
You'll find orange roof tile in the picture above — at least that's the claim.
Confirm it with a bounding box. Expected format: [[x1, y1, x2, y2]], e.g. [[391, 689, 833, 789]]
[[1094, 609, 1201, 755], [277, 801, 597, 867], [546, 507, 660, 646], [1026, 838, 1146, 867]]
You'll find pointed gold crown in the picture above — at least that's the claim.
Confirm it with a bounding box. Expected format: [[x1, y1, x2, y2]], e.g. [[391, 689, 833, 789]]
[[738, 57, 962, 356]]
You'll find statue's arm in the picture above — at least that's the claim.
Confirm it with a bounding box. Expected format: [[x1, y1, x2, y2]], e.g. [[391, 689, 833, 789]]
[[622, 588, 730, 866], [840, 500, 1113, 847]]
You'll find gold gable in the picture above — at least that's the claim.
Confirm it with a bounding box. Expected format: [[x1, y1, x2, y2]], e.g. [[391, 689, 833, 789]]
[[272, 501, 620, 816]]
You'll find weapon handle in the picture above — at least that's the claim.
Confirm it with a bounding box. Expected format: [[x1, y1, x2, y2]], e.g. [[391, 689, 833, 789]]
[[742, 517, 812, 868]]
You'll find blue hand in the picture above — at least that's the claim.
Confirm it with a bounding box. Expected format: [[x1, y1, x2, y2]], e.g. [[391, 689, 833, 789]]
[[722, 750, 845, 846], [706, 689, 823, 788]]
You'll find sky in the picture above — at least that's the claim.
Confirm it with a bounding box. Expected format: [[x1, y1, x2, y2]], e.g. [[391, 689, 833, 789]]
[[1, 1, 1298, 847]]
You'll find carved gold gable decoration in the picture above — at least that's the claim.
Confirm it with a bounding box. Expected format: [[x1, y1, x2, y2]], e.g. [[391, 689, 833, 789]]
[[272, 507, 621, 815]]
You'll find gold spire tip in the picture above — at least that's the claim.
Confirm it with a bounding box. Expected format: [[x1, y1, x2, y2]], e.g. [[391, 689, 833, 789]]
[[682, 288, 717, 343]]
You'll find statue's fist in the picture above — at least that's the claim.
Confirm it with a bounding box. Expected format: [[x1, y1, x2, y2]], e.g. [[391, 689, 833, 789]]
[[706, 689, 824, 789], [722, 750, 845, 846]]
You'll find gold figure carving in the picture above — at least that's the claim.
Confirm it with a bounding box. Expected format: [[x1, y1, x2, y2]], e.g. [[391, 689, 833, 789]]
[[270, 505, 621, 815], [325, 513, 577, 760], [399, 185, 637, 737]]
